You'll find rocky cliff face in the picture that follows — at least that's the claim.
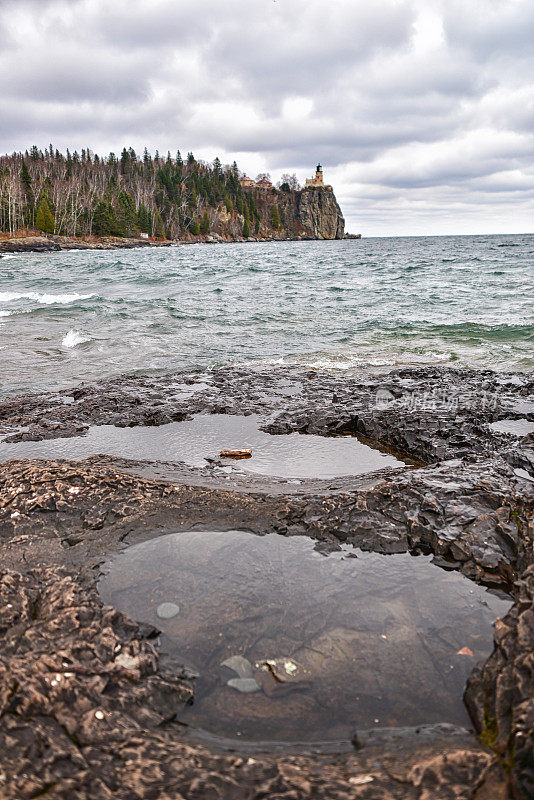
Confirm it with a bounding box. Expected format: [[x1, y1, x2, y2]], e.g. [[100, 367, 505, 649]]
[[297, 187, 345, 239], [250, 186, 345, 241]]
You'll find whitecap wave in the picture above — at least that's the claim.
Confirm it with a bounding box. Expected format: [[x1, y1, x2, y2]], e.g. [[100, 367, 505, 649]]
[[62, 329, 90, 348], [422, 350, 453, 361], [0, 291, 93, 305], [248, 349, 456, 372], [0, 310, 13, 317]]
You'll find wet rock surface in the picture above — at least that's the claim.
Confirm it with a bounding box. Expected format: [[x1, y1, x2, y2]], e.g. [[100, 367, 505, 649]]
[[0, 235, 61, 253], [0, 365, 532, 798]]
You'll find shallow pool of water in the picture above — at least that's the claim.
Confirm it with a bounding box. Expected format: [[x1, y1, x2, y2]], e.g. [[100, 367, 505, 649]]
[[0, 414, 405, 478], [490, 418, 534, 436], [99, 530, 511, 743]]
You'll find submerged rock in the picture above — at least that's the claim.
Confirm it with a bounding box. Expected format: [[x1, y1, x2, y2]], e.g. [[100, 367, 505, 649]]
[[156, 601, 180, 619], [227, 677, 261, 694], [220, 655, 254, 679]]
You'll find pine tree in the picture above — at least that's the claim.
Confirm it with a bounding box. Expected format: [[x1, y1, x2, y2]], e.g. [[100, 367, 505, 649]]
[[120, 148, 129, 175], [270, 205, 280, 230], [93, 201, 123, 236], [200, 211, 210, 235], [153, 208, 165, 238], [20, 159, 34, 209], [189, 217, 200, 236], [35, 195, 55, 234], [243, 217, 250, 238], [65, 150, 73, 179], [137, 203, 151, 234], [117, 190, 138, 236]]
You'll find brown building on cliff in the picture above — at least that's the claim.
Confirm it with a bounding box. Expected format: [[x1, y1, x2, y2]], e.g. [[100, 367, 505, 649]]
[[255, 177, 273, 190]]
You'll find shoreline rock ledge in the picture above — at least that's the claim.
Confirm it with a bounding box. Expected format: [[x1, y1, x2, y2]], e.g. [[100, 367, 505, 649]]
[[0, 364, 532, 799]]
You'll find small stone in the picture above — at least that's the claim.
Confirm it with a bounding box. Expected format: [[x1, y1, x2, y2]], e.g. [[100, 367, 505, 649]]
[[456, 646, 474, 657], [115, 652, 141, 671], [94, 710, 104, 720], [349, 776, 374, 785], [227, 677, 261, 693], [156, 602, 180, 619], [220, 655, 254, 679]]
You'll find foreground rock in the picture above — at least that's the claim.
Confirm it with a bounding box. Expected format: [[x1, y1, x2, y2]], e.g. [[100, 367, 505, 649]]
[[465, 565, 534, 797], [0, 365, 532, 798], [0, 562, 508, 800]]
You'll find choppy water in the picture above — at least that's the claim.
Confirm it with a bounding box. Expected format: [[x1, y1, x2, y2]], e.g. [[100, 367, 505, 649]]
[[1, 235, 532, 396]]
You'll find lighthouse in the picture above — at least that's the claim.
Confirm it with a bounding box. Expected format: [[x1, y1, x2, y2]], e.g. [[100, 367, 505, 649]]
[[305, 163, 330, 188]]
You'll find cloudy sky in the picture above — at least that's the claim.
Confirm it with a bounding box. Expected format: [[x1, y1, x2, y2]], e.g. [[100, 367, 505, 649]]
[[1, 0, 533, 235]]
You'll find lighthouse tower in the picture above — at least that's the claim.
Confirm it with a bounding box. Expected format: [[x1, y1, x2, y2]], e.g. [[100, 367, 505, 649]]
[[305, 163, 330, 188]]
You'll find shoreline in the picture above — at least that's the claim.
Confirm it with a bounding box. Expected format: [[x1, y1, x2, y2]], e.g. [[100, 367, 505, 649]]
[[0, 231, 361, 255], [0, 364, 532, 798]]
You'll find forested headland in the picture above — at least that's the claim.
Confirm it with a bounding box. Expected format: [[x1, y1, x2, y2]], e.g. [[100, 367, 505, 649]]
[[0, 145, 332, 242]]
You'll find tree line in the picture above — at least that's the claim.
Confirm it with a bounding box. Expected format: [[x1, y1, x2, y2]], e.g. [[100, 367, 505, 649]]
[[0, 145, 293, 239]]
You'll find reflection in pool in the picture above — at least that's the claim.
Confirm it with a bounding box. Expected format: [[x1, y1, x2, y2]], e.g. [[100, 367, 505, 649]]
[[0, 414, 406, 479], [99, 530, 511, 743], [489, 418, 534, 437]]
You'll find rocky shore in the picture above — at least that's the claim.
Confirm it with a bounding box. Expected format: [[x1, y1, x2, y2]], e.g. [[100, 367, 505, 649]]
[[0, 365, 532, 799], [0, 231, 356, 255]]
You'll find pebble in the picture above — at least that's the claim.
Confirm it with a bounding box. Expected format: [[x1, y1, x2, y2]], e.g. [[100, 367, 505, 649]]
[[221, 655, 254, 679], [227, 677, 261, 693], [156, 602, 180, 619]]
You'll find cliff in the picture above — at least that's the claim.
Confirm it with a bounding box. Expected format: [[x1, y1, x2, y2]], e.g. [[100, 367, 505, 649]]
[[297, 187, 345, 239], [246, 186, 345, 241]]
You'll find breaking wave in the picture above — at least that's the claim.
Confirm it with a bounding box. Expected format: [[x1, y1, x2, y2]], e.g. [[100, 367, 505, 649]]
[[62, 329, 91, 348], [0, 292, 94, 305]]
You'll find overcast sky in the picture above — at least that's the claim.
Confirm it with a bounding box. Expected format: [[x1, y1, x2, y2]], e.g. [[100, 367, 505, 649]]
[[1, 0, 533, 235]]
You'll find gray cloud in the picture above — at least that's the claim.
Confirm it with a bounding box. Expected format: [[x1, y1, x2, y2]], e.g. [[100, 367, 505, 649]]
[[0, 0, 532, 235]]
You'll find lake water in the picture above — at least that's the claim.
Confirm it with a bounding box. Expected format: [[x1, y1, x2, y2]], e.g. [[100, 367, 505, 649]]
[[1, 235, 533, 396]]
